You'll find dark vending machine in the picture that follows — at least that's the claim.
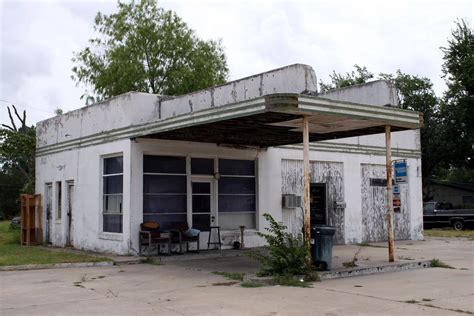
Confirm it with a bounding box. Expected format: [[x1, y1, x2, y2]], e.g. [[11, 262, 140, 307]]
[[310, 183, 326, 226]]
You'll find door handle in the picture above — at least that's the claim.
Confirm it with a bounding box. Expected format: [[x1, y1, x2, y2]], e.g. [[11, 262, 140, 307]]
[[211, 216, 215, 222]]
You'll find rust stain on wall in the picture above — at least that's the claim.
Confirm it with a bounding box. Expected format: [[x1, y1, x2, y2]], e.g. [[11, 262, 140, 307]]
[[281, 159, 345, 244], [361, 164, 410, 242]]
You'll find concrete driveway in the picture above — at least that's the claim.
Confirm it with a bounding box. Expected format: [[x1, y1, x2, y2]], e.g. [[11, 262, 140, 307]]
[[1, 237, 472, 315]]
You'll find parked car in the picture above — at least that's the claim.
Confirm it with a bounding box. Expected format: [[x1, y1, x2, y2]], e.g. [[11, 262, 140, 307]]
[[423, 201, 474, 231], [10, 216, 21, 229]]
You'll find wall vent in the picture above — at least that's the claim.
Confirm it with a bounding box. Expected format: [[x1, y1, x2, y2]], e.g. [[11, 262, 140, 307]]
[[282, 194, 302, 208]]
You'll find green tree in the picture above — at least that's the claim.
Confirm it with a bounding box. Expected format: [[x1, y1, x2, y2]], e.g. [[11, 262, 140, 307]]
[[72, 0, 229, 104], [379, 71, 442, 194], [0, 105, 36, 216], [438, 19, 474, 177], [321, 66, 442, 198], [319, 65, 374, 92]]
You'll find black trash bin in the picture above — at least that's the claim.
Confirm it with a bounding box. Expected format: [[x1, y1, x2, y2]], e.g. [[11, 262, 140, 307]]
[[311, 225, 336, 271]]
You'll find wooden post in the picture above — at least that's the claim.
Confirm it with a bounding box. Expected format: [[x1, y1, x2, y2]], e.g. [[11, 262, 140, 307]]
[[385, 125, 395, 262], [26, 195, 31, 246], [303, 116, 312, 271], [37, 194, 43, 244]]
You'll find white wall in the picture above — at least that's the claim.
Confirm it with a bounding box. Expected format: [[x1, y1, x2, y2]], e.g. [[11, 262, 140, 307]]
[[36, 139, 132, 254], [37, 133, 423, 254], [258, 131, 423, 244]]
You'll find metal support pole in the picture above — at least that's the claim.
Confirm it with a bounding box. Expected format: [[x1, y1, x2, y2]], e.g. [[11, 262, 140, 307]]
[[385, 125, 395, 262], [303, 116, 312, 271]]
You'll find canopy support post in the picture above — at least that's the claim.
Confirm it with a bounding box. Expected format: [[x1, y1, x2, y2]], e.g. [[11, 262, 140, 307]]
[[303, 116, 312, 271], [385, 125, 395, 262]]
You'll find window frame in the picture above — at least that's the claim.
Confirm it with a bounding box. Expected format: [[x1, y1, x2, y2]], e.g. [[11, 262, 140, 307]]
[[143, 155, 188, 230], [102, 155, 124, 234], [217, 158, 257, 229], [141, 154, 259, 231]]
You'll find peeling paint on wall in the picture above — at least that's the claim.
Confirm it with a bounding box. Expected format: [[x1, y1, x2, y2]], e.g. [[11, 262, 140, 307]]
[[281, 159, 345, 244], [361, 164, 410, 242]]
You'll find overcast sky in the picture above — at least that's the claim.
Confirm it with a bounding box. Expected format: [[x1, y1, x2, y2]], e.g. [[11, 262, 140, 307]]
[[0, 0, 472, 126]]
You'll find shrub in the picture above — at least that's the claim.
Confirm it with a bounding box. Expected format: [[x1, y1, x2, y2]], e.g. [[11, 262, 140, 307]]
[[252, 213, 307, 276]]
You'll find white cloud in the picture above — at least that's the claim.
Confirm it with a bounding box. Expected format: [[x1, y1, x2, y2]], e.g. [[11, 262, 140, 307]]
[[0, 0, 472, 126]]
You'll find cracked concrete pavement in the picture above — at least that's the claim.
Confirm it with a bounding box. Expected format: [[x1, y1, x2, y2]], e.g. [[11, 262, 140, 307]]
[[0, 237, 472, 315]]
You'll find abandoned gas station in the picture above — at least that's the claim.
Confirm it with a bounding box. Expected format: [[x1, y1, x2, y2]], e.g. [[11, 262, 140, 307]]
[[35, 64, 423, 258]]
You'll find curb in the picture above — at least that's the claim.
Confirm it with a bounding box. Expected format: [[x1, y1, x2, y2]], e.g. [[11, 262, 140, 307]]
[[0, 261, 114, 272], [244, 260, 433, 284], [319, 260, 432, 280], [112, 257, 145, 265]]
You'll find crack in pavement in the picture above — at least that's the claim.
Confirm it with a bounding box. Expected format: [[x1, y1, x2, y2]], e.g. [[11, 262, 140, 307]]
[[319, 287, 474, 314], [0, 296, 108, 311]]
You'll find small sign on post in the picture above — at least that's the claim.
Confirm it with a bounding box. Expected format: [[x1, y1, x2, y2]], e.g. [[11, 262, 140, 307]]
[[393, 196, 401, 213], [394, 161, 407, 184]]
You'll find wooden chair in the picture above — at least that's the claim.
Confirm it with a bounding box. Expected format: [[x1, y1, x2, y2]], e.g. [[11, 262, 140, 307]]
[[139, 222, 170, 255], [168, 222, 200, 253]]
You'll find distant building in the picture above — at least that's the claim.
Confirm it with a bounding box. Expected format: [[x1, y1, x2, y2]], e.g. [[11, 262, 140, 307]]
[[425, 179, 474, 207]]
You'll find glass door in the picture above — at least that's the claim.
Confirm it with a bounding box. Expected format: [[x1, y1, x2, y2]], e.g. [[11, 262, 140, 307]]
[[191, 179, 215, 231]]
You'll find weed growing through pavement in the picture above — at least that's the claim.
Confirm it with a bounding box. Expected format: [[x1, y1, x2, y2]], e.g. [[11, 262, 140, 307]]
[[430, 258, 455, 269], [342, 246, 363, 268], [404, 299, 419, 304], [240, 282, 265, 288], [212, 271, 245, 281]]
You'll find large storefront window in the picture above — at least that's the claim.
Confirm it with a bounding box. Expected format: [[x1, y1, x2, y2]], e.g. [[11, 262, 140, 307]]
[[143, 155, 187, 230], [143, 156, 256, 230], [103, 156, 123, 233], [218, 159, 256, 229]]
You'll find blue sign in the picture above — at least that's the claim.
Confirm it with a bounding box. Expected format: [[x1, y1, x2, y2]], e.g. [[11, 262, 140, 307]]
[[393, 184, 400, 195], [394, 161, 407, 183]]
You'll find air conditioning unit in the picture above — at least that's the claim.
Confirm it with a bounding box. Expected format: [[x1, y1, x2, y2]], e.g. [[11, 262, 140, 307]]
[[282, 194, 302, 208]]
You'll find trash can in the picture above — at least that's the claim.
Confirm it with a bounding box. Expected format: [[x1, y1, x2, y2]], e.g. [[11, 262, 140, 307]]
[[311, 225, 336, 271]]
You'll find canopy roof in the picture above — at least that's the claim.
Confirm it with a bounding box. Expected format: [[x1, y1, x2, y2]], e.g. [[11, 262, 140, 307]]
[[138, 94, 423, 148]]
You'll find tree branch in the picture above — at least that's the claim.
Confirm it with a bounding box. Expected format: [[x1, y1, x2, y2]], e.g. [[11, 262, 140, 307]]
[[12, 105, 26, 128], [7, 107, 17, 131], [1, 124, 15, 131]]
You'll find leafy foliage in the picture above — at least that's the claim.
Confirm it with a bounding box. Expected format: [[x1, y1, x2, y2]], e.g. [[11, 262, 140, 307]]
[[253, 213, 307, 276], [379, 71, 444, 195], [438, 19, 474, 173], [319, 65, 374, 92], [72, 0, 229, 104], [319, 19, 473, 191], [0, 127, 36, 183], [0, 105, 36, 217]]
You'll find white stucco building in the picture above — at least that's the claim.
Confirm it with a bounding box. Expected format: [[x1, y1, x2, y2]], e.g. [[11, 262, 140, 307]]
[[35, 64, 423, 255]]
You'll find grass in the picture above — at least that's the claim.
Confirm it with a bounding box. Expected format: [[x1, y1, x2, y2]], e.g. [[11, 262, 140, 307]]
[[342, 261, 358, 268], [213, 270, 318, 288], [271, 275, 312, 287], [0, 221, 110, 266], [212, 271, 245, 281], [240, 282, 265, 288], [404, 299, 419, 304], [430, 258, 455, 269], [424, 228, 474, 240]]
